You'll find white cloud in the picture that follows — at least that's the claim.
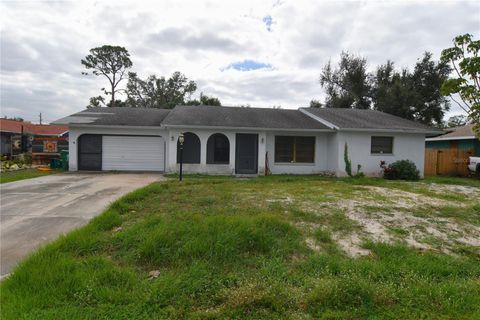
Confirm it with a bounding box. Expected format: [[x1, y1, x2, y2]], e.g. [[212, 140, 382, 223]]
[[0, 0, 478, 123]]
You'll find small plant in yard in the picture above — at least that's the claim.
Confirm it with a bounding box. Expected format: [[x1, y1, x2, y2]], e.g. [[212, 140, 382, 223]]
[[380, 160, 420, 181], [344, 143, 353, 176], [344, 144, 364, 178], [355, 164, 365, 178]]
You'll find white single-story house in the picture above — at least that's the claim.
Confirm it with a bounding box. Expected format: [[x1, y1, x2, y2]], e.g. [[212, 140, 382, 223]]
[[54, 105, 442, 176]]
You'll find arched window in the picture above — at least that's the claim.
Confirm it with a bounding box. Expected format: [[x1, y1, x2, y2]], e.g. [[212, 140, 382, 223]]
[[177, 132, 201, 164], [207, 133, 230, 164]]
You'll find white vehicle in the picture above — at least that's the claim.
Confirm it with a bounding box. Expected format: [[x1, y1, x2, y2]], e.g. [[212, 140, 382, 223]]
[[468, 156, 480, 176]]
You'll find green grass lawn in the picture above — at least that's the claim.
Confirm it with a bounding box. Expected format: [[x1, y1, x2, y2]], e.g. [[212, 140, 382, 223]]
[[0, 168, 62, 184], [1, 175, 479, 319]]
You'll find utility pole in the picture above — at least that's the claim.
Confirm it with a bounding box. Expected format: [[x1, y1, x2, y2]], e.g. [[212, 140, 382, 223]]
[[20, 124, 24, 153], [39, 112, 42, 125]]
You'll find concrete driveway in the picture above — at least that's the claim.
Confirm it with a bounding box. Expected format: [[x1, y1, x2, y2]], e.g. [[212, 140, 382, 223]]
[[0, 172, 163, 277]]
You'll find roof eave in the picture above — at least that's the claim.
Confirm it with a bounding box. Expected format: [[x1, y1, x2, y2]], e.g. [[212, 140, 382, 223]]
[[69, 124, 164, 130], [337, 128, 442, 135], [426, 135, 477, 141], [162, 124, 334, 132], [0, 130, 21, 134]]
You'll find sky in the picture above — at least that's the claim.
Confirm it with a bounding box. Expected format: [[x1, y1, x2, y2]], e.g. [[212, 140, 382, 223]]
[[0, 0, 479, 124]]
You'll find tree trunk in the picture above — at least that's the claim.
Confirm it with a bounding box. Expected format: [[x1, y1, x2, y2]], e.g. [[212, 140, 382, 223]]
[[111, 82, 115, 107]]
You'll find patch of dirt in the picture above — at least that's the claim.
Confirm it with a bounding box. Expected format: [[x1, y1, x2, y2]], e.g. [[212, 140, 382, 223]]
[[361, 186, 459, 208], [266, 196, 294, 204], [246, 182, 478, 258], [305, 238, 321, 252], [457, 236, 480, 247], [295, 221, 321, 232], [334, 234, 371, 257], [352, 201, 477, 254], [427, 183, 480, 198], [299, 185, 479, 257]]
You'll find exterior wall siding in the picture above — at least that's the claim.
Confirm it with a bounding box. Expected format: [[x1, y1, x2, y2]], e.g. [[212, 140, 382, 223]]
[[69, 125, 429, 177], [334, 131, 427, 177], [265, 131, 330, 174], [166, 128, 267, 175]]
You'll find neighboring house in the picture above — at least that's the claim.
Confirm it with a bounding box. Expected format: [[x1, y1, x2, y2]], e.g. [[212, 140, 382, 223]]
[[426, 124, 480, 156], [54, 106, 441, 177], [0, 119, 69, 162], [424, 124, 479, 176]]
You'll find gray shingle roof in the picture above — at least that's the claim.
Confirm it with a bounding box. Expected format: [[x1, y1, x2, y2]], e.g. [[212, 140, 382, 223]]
[[53, 107, 171, 126], [302, 108, 443, 133], [162, 105, 331, 130], [54, 105, 444, 134]]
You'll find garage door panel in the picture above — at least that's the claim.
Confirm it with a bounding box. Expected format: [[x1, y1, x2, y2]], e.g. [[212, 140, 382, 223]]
[[102, 136, 164, 171]]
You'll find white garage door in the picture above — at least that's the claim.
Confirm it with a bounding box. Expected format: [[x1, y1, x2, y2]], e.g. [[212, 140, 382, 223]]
[[102, 136, 165, 171]]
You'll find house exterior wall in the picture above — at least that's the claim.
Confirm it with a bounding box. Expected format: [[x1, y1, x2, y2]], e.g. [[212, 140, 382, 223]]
[[326, 132, 338, 173], [265, 131, 331, 174], [69, 125, 428, 177], [68, 126, 167, 171], [333, 131, 427, 177], [166, 128, 267, 175]]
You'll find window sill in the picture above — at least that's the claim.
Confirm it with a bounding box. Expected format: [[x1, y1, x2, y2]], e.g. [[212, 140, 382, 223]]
[[370, 153, 394, 156], [274, 162, 316, 166]]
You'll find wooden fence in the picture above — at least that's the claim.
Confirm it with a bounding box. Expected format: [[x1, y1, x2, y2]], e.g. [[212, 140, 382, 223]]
[[424, 148, 474, 177]]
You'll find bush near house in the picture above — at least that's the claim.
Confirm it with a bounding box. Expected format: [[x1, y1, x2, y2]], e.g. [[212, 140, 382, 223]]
[[381, 160, 420, 181]]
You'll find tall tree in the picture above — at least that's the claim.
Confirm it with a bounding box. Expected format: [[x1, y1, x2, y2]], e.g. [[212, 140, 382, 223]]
[[411, 52, 451, 125], [309, 99, 323, 108], [446, 115, 468, 128], [82, 45, 132, 108], [86, 96, 105, 108], [185, 93, 222, 106], [125, 72, 197, 109], [106, 99, 127, 108], [372, 53, 450, 126], [440, 34, 480, 136], [320, 51, 372, 109], [372, 61, 416, 120]]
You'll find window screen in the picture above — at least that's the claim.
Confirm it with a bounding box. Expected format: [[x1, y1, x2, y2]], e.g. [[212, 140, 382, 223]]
[[207, 133, 230, 164], [275, 136, 315, 163], [177, 132, 201, 164]]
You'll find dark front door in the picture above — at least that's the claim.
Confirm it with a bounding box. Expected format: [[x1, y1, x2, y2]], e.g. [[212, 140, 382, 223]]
[[235, 134, 258, 174], [78, 134, 102, 171]]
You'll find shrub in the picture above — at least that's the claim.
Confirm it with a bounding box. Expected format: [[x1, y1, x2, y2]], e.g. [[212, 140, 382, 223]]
[[17, 153, 32, 165], [344, 144, 364, 177], [380, 160, 420, 181], [344, 143, 352, 177]]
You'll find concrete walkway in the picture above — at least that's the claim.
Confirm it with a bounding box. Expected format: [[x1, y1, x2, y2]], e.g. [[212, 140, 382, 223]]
[[0, 172, 163, 277]]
